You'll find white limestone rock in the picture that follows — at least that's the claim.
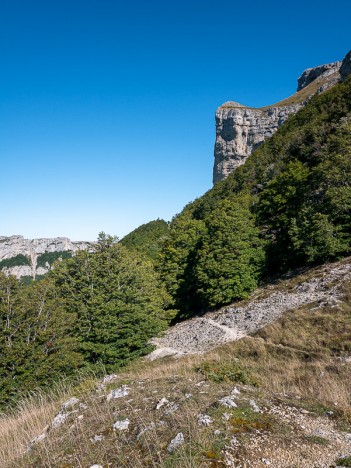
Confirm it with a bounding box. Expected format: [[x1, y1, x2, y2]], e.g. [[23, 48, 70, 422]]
[[167, 432, 184, 453], [156, 397, 169, 410], [0, 235, 90, 279], [61, 397, 80, 411], [198, 414, 213, 426], [106, 385, 130, 401], [297, 61, 341, 91], [51, 411, 71, 429], [113, 418, 130, 431], [213, 102, 303, 183], [213, 56, 345, 184], [219, 396, 237, 408]]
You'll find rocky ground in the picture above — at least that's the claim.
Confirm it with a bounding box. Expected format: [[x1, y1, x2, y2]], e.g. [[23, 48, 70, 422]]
[[149, 261, 351, 359], [2, 258, 351, 467], [18, 374, 351, 467]]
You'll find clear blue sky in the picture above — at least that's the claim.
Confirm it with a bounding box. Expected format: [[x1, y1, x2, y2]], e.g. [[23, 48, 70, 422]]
[[1, 0, 350, 240]]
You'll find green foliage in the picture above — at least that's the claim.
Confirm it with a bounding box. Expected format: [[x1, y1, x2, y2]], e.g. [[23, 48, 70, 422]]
[[335, 456, 351, 467], [304, 435, 329, 446], [120, 219, 169, 263], [0, 233, 173, 407], [51, 233, 173, 368], [195, 196, 265, 308], [0, 254, 30, 269], [158, 213, 206, 316], [194, 360, 257, 386], [158, 79, 351, 319], [36, 251, 72, 268], [0, 273, 82, 407]]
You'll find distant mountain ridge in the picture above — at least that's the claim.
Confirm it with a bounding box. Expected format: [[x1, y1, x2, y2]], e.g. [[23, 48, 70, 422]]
[[0, 235, 90, 279], [213, 49, 351, 183]]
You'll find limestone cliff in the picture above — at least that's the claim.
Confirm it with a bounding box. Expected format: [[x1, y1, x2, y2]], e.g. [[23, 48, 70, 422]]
[[0, 235, 90, 279], [213, 51, 350, 184]]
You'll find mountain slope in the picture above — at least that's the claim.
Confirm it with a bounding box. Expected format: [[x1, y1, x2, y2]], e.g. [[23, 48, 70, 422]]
[[159, 76, 351, 319], [213, 53, 345, 183], [0, 236, 89, 279], [2, 257, 350, 468], [150, 259, 351, 359]]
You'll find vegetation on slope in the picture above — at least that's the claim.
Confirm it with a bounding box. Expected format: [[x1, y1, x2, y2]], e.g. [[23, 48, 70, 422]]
[[0, 254, 30, 270], [0, 233, 172, 408], [159, 78, 351, 318], [1, 75, 351, 428], [120, 219, 169, 262], [2, 261, 350, 467], [36, 251, 72, 268]]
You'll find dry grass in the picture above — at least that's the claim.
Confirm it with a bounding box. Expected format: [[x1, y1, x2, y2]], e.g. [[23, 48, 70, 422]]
[[0, 390, 66, 466], [1, 275, 351, 467], [220, 71, 338, 112]]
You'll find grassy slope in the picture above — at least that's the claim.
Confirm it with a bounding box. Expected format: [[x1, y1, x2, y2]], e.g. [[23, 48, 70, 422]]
[[1, 259, 350, 467], [219, 71, 339, 110]]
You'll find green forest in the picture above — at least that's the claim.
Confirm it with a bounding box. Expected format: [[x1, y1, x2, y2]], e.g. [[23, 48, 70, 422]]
[[1, 77, 351, 408]]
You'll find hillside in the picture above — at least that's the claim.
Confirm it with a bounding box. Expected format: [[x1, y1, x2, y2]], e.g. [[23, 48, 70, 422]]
[[119, 219, 169, 262], [1, 52, 351, 468], [213, 53, 346, 183], [159, 75, 351, 320], [0, 236, 89, 280], [1, 257, 350, 467]]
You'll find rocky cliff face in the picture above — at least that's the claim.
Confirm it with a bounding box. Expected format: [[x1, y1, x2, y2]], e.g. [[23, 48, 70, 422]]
[[297, 60, 341, 91], [213, 101, 303, 183], [213, 51, 350, 184], [0, 235, 90, 279]]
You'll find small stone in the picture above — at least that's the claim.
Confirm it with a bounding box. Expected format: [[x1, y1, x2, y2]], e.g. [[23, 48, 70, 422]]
[[102, 374, 118, 384], [90, 434, 104, 444], [214, 429, 221, 435], [106, 385, 130, 401], [250, 399, 260, 412], [197, 414, 213, 426], [230, 436, 240, 446], [219, 397, 237, 408], [156, 397, 169, 410], [167, 432, 184, 453], [113, 418, 130, 431], [137, 423, 156, 439], [25, 431, 48, 453], [195, 381, 206, 386], [51, 412, 71, 428]]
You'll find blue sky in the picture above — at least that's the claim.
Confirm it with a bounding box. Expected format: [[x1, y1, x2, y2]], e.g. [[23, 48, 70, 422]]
[[1, 0, 350, 240]]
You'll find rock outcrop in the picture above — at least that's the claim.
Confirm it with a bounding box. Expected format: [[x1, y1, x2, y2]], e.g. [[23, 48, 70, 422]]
[[0, 235, 90, 279], [297, 60, 341, 91], [213, 50, 351, 184], [340, 50, 351, 81], [213, 101, 302, 183]]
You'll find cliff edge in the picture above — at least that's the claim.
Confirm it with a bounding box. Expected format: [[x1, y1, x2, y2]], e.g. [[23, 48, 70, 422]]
[[213, 51, 350, 184], [0, 235, 90, 279]]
